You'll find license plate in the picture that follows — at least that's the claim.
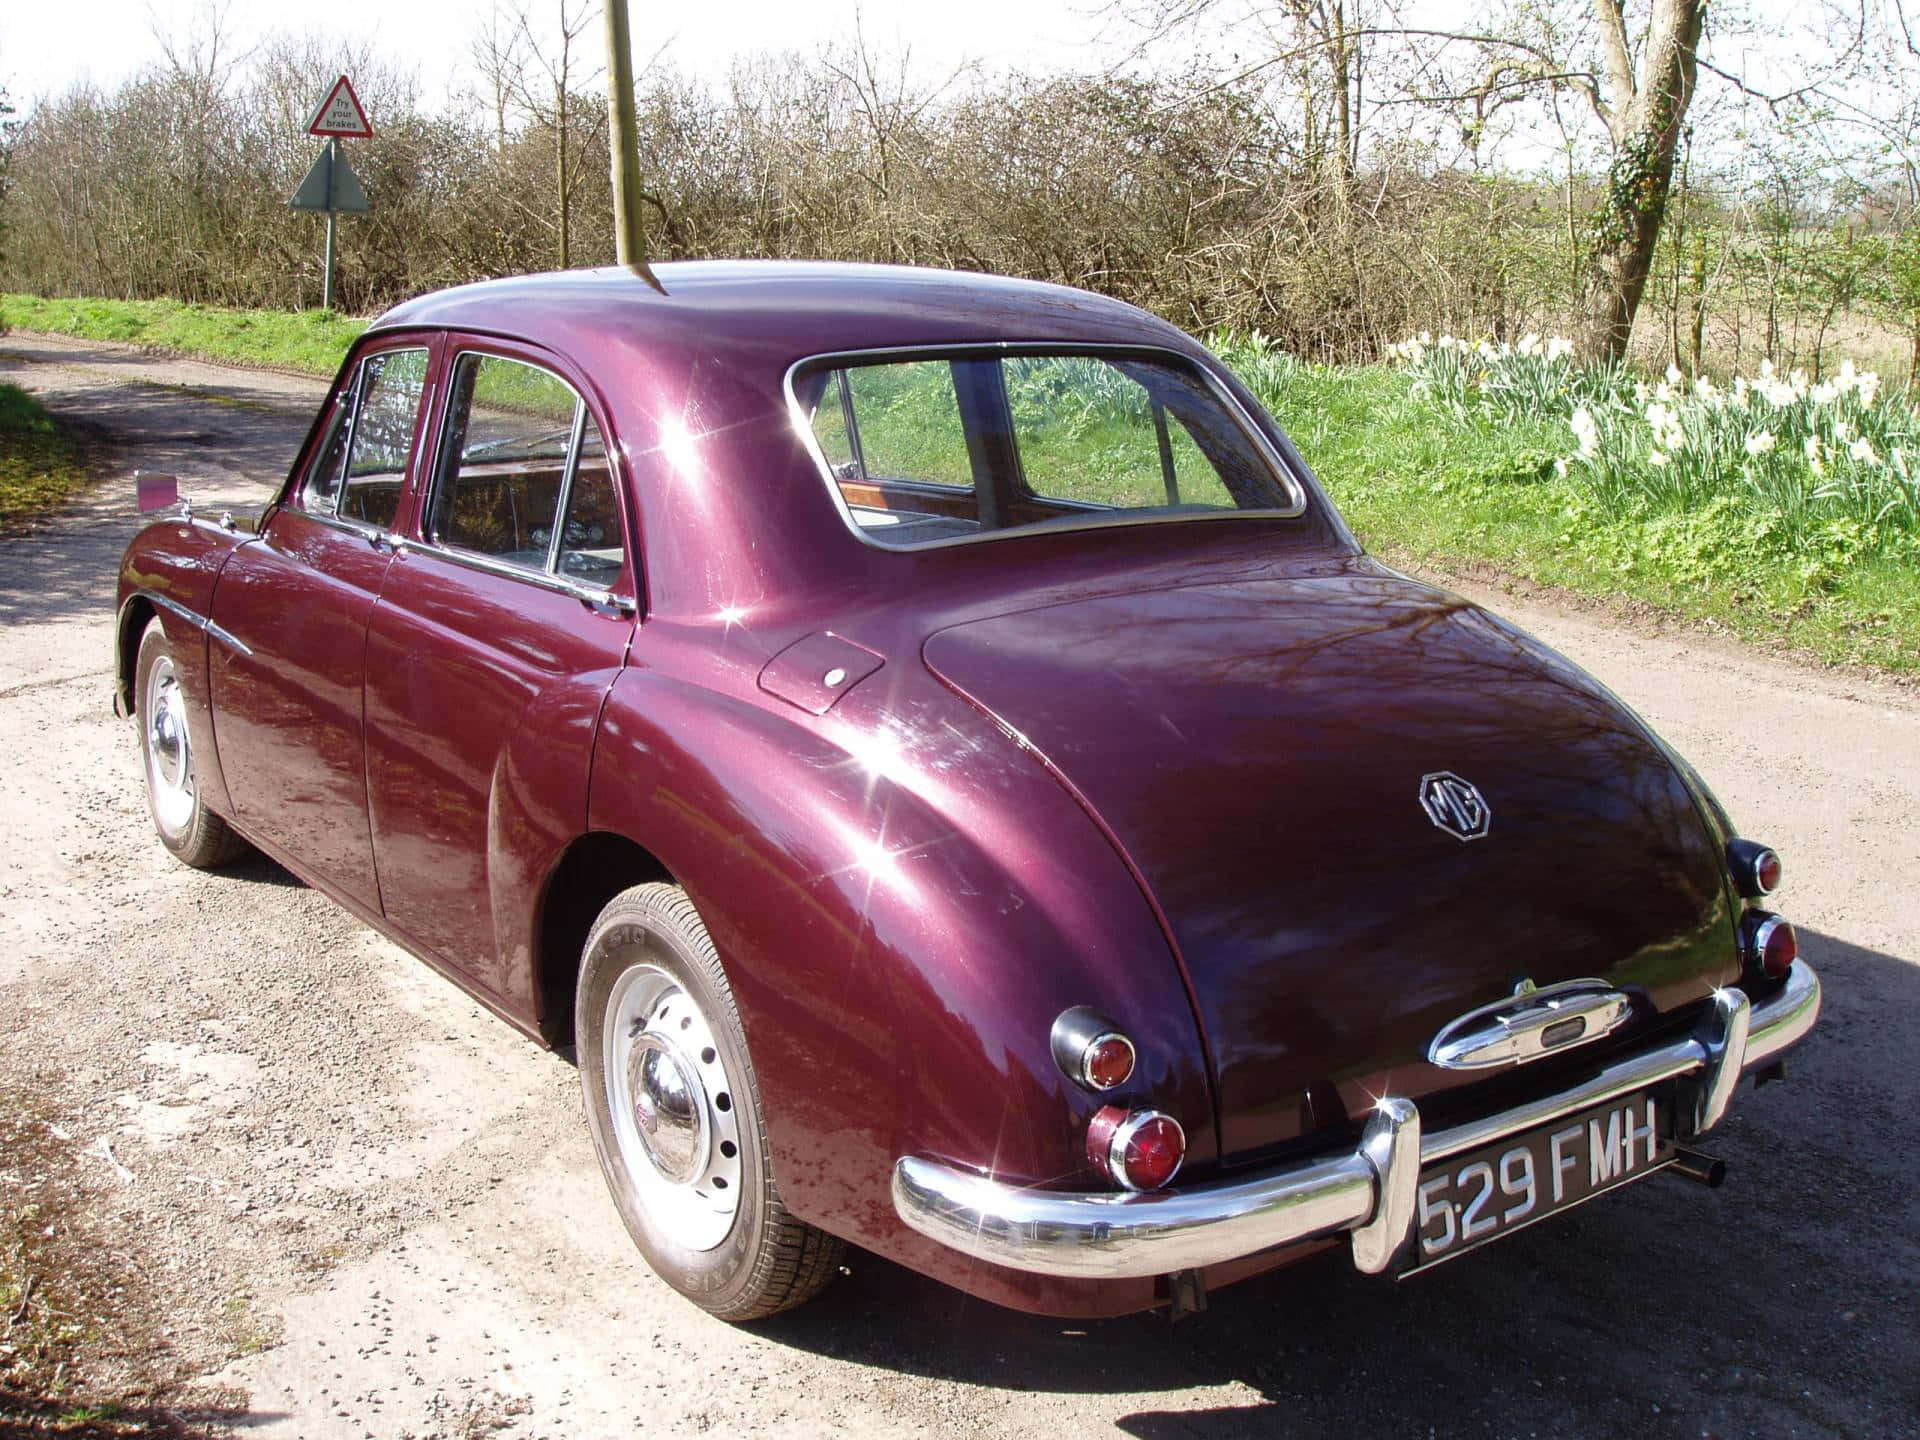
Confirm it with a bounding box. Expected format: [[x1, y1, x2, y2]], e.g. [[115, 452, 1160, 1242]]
[[1402, 1090, 1672, 1275]]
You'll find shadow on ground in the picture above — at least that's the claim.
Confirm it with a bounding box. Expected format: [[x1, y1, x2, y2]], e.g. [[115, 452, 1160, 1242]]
[[755, 927, 1916, 1439]]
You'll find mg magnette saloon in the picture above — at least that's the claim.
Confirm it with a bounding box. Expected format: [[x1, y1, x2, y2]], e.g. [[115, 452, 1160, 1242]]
[[116, 262, 1821, 1321]]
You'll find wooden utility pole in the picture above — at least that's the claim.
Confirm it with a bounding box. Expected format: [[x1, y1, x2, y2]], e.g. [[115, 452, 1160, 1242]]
[[601, 0, 660, 287]]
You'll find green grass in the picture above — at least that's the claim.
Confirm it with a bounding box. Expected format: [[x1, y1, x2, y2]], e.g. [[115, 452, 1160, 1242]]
[[0, 384, 90, 531], [1240, 356, 1920, 673], [1, 293, 364, 376]]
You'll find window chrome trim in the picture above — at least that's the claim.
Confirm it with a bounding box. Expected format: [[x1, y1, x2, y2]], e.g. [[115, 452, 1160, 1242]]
[[783, 341, 1310, 553], [425, 350, 629, 594], [398, 535, 636, 615]]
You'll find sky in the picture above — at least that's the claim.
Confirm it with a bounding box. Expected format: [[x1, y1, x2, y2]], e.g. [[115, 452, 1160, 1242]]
[[2, 0, 1141, 113]]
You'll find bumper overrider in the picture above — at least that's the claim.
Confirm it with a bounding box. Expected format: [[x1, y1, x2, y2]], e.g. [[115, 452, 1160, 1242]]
[[892, 960, 1821, 1280]]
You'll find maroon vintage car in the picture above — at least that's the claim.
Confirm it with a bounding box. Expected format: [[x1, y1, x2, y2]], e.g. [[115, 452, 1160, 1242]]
[[115, 261, 1820, 1322]]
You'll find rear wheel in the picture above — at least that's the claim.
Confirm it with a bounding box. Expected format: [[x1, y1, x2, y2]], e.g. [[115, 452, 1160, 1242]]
[[135, 624, 249, 869], [576, 882, 843, 1320]]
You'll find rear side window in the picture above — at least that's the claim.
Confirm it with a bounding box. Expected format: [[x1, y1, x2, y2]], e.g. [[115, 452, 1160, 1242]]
[[793, 349, 1303, 548], [301, 347, 430, 528], [426, 353, 624, 590]]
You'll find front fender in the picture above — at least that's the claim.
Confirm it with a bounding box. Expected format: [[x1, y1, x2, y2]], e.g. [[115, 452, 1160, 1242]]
[[585, 660, 1214, 1277], [116, 515, 250, 816]]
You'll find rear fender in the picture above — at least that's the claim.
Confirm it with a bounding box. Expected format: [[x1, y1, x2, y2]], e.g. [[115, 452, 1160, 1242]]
[[586, 666, 1214, 1260]]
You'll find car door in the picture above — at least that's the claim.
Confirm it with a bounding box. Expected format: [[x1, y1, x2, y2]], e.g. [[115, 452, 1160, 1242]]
[[208, 339, 437, 911], [362, 340, 637, 999]]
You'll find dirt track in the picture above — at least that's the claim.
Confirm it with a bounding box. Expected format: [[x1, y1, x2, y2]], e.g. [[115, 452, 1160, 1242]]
[[2, 333, 1916, 1439]]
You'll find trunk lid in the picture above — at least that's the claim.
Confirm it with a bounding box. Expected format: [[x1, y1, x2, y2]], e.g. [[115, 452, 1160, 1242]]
[[922, 562, 1738, 1160]]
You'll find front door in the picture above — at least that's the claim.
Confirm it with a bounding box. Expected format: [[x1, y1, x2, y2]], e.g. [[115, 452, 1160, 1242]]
[[209, 342, 435, 910]]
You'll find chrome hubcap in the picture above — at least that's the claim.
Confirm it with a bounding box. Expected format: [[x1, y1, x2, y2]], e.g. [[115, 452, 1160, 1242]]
[[626, 1036, 708, 1185], [143, 655, 195, 837], [604, 964, 742, 1251]]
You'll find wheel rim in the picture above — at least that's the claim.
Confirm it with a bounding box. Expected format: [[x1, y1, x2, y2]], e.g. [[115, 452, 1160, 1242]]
[[603, 963, 743, 1252], [143, 653, 195, 839]]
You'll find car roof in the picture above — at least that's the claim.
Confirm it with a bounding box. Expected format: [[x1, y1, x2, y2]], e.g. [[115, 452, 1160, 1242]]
[[368, 260, 1198, 364], [362, 262, 1338, 625]]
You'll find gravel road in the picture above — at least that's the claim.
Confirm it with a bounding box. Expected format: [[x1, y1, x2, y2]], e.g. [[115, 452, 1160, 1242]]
[[2, 333, 1916, 1439]]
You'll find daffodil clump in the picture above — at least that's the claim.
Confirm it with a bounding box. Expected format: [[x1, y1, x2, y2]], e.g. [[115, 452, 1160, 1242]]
[[1387, 336, 1919, 578], [1384, 332, 1609, 423]]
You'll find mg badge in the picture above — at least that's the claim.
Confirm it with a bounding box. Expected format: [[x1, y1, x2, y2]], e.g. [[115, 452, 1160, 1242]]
[[1419, 771, 1491, 841]]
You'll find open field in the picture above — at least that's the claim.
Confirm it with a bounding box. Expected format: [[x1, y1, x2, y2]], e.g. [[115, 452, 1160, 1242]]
[[2, 293, 1914, 670]]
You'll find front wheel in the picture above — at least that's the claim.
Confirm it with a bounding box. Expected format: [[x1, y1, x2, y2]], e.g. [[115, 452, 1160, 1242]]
[[576, 882, 843, 1321], [135, 624, 249, 869]]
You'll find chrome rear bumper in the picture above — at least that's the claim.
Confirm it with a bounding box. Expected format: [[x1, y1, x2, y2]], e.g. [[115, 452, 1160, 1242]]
[[891, 960, 1820, 1281]]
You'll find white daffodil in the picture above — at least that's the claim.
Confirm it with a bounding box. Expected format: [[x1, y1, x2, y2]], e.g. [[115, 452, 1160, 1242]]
[[1546, 337, 1573, 363], [1745, 431, 1776, 457], [1571, 406, 1600, 460], [1649, 450, 1669, 467], [1848, 436, 1879, 465]]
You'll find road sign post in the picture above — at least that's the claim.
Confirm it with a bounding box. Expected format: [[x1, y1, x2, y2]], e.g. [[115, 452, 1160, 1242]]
[[289, 77, 374, 312]]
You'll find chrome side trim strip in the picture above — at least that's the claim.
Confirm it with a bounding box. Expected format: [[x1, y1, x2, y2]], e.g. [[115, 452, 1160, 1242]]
[[144, 592, 253, 657], [891, 961, 1821, 1282], [148, 592, 209, 632]]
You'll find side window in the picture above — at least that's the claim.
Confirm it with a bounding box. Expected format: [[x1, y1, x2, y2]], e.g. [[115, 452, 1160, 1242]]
[[1004, 356, 1232, 510], [301, 348, 429, 526], [300, 395, 353, 513], [842, 361, 975, 488], [342, 349, 429, 529], [556, 424, 622, 587], [428, 352, 626, 589]]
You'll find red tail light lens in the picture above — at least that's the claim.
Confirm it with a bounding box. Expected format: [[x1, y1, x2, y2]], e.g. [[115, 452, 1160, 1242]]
[[1118, 1114, 1186, 1190], [1051, 1008, 1136, 1092], [1083, 1034, 1136, 1090], [1087, 1106, 1186, 1191], [1728, 839, 1782, 898], [1750, 914, 1798, 981]]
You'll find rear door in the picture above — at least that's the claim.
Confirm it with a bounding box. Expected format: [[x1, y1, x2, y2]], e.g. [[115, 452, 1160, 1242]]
[[362, 339, 637, 997], [209, 339, 436, 910]]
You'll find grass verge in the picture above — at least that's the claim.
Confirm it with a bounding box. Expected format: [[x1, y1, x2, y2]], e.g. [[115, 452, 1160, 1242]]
[[0, 386, 91, 533], [1, 295, 363, 377], [1247, 359, 1920, 674]]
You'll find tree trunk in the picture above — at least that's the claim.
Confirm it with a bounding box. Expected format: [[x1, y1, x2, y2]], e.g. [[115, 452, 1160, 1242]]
[[1577, 0, 1703, 364]]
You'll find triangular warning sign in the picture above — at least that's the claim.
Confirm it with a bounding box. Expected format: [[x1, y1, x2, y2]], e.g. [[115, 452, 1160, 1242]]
[[305, 76, 373, 139]]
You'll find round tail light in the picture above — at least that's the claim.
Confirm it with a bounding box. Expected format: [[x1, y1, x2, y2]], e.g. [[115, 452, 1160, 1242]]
[[1051, 1007, 1136, 1092], [1727, 839, 1782, 898], [1087, 1106, 1186, 1191], [1745, 913, 1798, 982]]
